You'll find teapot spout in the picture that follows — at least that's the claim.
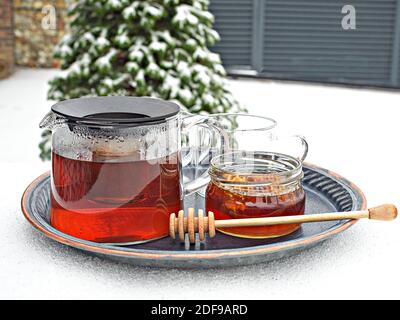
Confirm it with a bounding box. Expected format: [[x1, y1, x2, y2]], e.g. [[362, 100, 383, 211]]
[[39, 111, 66, 130]]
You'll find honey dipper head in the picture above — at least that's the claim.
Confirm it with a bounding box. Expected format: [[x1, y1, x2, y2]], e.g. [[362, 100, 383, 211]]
[[169, 209, 216, 243], [368, 204, 398, 221]]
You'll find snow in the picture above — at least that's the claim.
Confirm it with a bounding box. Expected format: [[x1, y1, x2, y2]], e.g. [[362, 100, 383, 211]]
[[95, 36, 110, 48], [147, 62, 159, 73], [126, 61, 139, 73], [1, 68, 400, 299], [198, 10, 214, 22], [208, 52, 221, 64], [135, 69, 145, 82], [178, 88, 193, 102], [81, 53, 91, 65], [210, 74, 223, 87], [176, 61, 191, 79], [156, 30, 175, 45], [185, 38, 197, 49], [193, 64, 211, 86], [163, 0, 179, 5], [174, 5, 199, 27], [123, 4, 137, 19], [160, 60, 173, 69], [129, 48, 144, 62], [116, 32, 130, 46], [207, 28, 220, 43], [96, 49, 117, 69], [102, 77, 114, 87], [57, 44, 72, 57], [107, 0, 123, 9], [193, 47, 209, 60], [144, 4, 164, 18], [162, 74, 181, 97], [213, 63, 226, 76], [202, 93, 214, 105], [67, 60, 85, 76], [149, 41, 167, 52], [82, 32, 95, 42]]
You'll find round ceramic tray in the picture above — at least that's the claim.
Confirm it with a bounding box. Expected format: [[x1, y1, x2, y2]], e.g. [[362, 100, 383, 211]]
[[21, 164, 366, 268]]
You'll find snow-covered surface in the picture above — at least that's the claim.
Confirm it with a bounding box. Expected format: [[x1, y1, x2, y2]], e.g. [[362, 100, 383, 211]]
[[0, 68, 399, 299]]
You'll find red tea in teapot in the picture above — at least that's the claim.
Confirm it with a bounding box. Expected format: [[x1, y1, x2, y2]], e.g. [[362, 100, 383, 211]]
[[50, 151, 181, 243]]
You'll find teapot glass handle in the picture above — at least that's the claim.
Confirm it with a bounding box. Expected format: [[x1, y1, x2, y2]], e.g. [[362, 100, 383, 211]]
[[181, 115, 226, 196]]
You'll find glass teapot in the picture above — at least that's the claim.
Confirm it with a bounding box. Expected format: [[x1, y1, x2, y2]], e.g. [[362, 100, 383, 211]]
[[40, 96, 222, 244]]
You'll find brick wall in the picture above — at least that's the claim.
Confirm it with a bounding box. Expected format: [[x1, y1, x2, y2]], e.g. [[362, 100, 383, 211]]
[[14, 0, 68, 67], [0, 0, 14, 78]]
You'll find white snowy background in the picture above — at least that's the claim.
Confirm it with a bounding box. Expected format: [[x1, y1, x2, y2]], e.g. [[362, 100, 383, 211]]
[[0, 68, 399, 299]]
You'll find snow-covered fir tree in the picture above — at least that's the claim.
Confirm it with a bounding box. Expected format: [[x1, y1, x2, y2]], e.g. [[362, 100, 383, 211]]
[[49, 0, 243, 112], [40, 0, 244, 159]]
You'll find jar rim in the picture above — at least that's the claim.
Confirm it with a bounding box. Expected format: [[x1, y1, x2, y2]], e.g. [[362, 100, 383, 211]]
[[209, 151, 303, 186]]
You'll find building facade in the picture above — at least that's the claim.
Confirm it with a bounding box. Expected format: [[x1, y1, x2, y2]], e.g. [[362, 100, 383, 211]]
[[1, 0, 400, 89], [0, 0, 14, 78]]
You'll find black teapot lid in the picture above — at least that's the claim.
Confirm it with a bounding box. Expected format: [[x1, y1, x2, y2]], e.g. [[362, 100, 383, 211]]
[[51, 96, 180, 126]]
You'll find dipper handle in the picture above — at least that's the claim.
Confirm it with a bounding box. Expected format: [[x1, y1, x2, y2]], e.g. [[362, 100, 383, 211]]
[[368, 204, 397, 221], [170, 204, 397, 243]]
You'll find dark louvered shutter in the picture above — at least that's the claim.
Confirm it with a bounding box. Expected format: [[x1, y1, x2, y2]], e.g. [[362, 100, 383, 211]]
[[262, 0, 397, 87], [209, 0, 254, 70], [210, 0, 400, 88]]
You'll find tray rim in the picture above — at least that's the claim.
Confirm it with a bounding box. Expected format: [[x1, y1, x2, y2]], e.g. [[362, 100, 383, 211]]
[[21, 163, 367, 261]]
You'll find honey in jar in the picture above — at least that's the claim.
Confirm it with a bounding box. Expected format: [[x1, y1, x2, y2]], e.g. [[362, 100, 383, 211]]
[[206, 151, 305, 238]]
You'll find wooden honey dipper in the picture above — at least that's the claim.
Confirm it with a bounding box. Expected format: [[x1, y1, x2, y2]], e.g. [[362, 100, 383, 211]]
[[169, 204, 397, 243]]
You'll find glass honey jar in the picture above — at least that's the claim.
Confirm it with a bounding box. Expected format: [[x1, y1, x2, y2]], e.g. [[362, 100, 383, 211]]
[[205, 151, 305, 238]]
